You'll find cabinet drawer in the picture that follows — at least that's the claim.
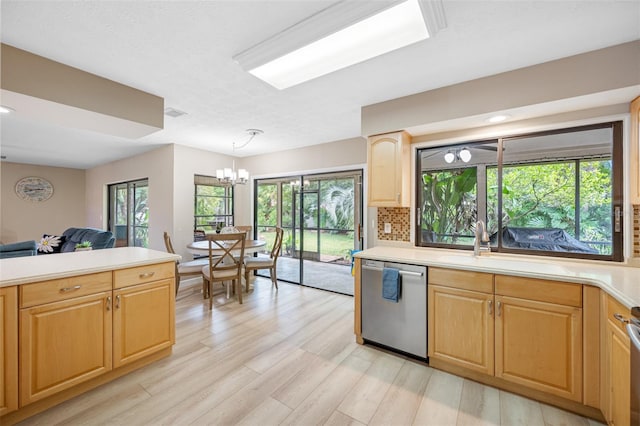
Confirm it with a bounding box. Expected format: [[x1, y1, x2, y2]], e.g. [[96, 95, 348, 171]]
[[114, 261, 175, 289], [606, 293, 631, 333], [495, 275, 581, 307], [20, 272, 112, 308], [428, 267, 494, 293]]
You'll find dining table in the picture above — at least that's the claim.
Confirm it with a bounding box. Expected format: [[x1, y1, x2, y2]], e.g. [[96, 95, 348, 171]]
[[186, 239, 266, 256]]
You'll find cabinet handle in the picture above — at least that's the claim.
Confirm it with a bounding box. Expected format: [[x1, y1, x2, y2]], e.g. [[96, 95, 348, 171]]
[[613, 313, 629, 324], [488, 300, 493, 315], [60, 285, 81, 293], [106, 296, 111, 311], [396, 193, 400, 203], [139, 272, 155, 279], [497, 301, 502, 317], [115, 295, 121, 309]]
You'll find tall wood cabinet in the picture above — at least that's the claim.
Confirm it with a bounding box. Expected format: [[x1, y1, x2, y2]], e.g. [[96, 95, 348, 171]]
[[367, 131, 411, 207], [0, 287, 18, 416], [631, 96, 640, 204], [428, 268, 583, 402], [601, 292, 630, 426]]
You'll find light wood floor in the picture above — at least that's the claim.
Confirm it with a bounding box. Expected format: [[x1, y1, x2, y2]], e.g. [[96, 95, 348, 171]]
[[20, 278, 605, 426]]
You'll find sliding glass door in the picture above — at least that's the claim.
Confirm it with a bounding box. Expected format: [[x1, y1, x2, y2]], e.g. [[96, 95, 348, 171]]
[[254, 169, 363, 295], [108, 179, 149, 247]]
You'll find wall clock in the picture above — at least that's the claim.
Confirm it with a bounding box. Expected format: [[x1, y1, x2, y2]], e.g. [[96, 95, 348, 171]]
[[15, 176, 54, 202]]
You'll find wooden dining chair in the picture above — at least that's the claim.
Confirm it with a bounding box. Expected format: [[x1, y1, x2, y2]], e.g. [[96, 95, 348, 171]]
[[201, 232, 246, 309], [244, 227, 283, 290], [235, 225, 252, 239], [163, 232, 210, 297]]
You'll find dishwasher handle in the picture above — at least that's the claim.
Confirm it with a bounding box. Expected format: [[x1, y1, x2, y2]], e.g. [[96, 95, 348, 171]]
[[361, 265, 424, 277]]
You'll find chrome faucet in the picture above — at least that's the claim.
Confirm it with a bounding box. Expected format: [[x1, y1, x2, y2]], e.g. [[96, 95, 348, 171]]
[[474, 220, 491, 256]]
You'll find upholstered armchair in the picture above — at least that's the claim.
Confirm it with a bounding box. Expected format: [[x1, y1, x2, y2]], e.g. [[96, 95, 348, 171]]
[[60, 227, 115, 252], [0, 240, 38, 259]]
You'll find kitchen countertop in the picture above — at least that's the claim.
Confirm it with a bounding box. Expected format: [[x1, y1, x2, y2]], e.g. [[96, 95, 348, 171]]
[[355, 246, 640, 309], [0, 247, 180, 287]]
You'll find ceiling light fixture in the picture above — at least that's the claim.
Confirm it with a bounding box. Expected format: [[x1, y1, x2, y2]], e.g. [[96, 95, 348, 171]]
[[0, 106, 15, 114], [459, 148, 472, 163], [215, 129, 263, 186], [487, 114, 510, 123], [444, 147, 472, 164], [233, 0, 446, 89], [444, 151, 455, 164]]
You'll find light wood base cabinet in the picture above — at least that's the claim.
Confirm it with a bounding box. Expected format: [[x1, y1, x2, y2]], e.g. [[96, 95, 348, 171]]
[[0, 287, 18, 416], [19, 292, 113, 405], [2, 259, 176, 425], [428, 268, 584, 404], [113, 279, 175, 367], [495, 295, 582, 401], [428, 285, 494, 375]]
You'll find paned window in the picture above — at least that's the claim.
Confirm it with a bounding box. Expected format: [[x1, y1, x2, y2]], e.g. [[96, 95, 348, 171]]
[[416, 122, 623, 261]]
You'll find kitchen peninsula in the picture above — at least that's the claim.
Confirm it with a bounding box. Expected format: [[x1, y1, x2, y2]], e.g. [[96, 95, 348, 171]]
[[354, 247, 639, 423], [0, 247, 180, 424]]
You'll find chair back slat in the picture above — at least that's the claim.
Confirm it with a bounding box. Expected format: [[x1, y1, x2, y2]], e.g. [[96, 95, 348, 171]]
[[205, 232, 246, 277], [163, 232, 176, 255], [271, 227, 284, 261]]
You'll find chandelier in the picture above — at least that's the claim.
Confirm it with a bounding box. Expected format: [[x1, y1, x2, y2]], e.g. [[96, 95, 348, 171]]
[[215, 129, 263, 185]]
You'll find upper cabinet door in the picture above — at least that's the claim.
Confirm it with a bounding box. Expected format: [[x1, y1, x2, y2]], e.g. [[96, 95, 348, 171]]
[[367, 131, 411, 207], [631, 96, 640, 204]]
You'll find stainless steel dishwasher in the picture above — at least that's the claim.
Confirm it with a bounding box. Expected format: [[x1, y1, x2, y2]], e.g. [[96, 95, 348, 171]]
[[361, 259, 427, 359], [628, 307, 640, 425]]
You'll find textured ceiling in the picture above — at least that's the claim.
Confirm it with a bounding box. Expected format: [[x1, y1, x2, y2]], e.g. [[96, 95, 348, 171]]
[[1, 0, 639, 169]]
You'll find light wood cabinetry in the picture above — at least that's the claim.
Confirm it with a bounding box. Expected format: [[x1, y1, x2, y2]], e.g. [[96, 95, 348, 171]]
[[13, 260, 175, 409], [495, 295, 582, 401], [631, 96, 640, 204], [428, 284, 494, 375], [428, 268, 583, 403], [0, 287, 18, 416], [19, 274, 113, 405], [113, 279, 175, 367], [601, 292, 630, 426], [367, 131, 411, 207]]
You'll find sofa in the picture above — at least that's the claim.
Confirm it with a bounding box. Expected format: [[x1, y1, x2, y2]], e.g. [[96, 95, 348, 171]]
[[0, 240, 38, 259], [60, 227, 115, 252]]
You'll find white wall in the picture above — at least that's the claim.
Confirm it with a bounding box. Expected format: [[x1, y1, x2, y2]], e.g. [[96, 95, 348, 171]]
[[171, 144, 238, 259], [85, 144, 175, 252], [0, 162, 85, 243]]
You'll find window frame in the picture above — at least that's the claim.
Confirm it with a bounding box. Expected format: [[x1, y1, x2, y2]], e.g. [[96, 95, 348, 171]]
[[415, 121, 624, 262], [193, 175, 234, 232]]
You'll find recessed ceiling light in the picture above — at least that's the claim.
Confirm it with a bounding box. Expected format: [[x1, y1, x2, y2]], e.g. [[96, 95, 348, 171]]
[[487, 114, 510, 123], [0, 106, 15, 114], [164, 107, 187, 118]]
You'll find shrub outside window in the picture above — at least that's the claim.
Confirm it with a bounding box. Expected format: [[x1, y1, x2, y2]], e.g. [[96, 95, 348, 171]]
[[416, 122, 623, 261]]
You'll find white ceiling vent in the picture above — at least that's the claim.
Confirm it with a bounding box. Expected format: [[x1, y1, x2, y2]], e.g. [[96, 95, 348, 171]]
[[164, 107, 187, 118]]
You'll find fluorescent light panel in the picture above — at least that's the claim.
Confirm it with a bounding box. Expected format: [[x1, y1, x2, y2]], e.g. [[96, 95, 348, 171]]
[[235, 0, 446, 90]]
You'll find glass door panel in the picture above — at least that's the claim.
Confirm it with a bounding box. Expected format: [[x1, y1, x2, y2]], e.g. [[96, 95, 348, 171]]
[[253, 169, 363, 295]]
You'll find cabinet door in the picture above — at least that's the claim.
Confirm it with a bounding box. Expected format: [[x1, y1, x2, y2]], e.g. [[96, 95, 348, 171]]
[[495, 296, 582, 402], [20, 292, 112, 405], [113, 279, 175, 368], [428, 285, 494, 375], [0, 287, 18, 415], [608, 319, 630, 426], [367, 132, 410, 207]]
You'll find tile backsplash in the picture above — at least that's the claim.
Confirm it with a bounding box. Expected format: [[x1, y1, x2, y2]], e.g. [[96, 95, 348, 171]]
[[634, 204, 640, 258], [377, 207, 411, 242]]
